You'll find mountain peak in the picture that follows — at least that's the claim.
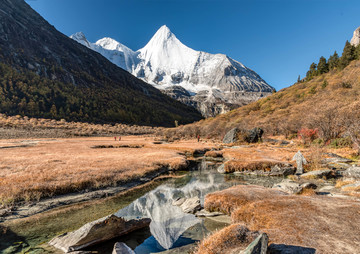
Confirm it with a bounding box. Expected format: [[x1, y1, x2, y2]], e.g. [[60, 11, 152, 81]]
[[148, 25, 175, 44], [70, 32, 91, 48], [96, 37, 126, 51]]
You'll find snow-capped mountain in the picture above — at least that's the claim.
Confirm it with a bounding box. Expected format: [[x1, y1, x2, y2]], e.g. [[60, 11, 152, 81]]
[[71, 26, 274, 117]]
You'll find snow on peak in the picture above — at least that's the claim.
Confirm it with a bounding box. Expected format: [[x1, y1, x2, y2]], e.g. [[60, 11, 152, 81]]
[[95, 37, 134, 54], [70, 32, 91, 48]]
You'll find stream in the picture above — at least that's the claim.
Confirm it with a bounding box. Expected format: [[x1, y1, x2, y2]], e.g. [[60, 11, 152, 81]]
[[0, 159, 283, 254]]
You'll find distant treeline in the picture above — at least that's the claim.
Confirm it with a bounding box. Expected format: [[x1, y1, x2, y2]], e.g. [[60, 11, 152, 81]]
[[0, 63, 201, 126], [300, 40, 360, 82]]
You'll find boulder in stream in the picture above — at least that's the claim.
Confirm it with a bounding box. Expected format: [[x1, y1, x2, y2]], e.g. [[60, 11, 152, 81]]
[[48, 215, 150, 253], [343, 165, 360, 179], [272, 179, 303, 194], [180, 197, 202, 214]]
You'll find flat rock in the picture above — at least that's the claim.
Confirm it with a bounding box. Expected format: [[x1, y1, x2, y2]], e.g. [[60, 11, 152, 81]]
[[272, 179, 303, 194], [180, 197, 202, 214], [48, 215, 150, 253], [112, 242, 135, 254], [341, 182, 360, 192], [300, 169, 332, 179], [268, 244, 316, 254], [343, 166, 360, 179], [270, 164, 295, 176], [195, 209, 224, 217]]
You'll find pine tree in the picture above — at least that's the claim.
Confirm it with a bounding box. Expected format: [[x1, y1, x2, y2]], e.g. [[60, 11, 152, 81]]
[[339, 41, 355, 69], [306, 62, 317, 80], [297, 75, 301, 83], [355, 44, 360, 60], [328, 51, 339, 70], [317, 56, 329, 74]]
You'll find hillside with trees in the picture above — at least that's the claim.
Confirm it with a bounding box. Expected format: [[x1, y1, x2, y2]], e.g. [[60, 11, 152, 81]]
[[0, 0, 202, 126], [172, 41, 360, 153]]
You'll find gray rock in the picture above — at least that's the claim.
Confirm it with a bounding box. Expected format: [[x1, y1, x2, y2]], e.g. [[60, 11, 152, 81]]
[[180, 197, 202, 214], [112, 242, 135, 254], [272, 179, 302, 194], [318, 186, 336, 193], [270, 164, 295, 176], [223, 127, 241, 144], [223, 127, 264, 144], [351, 26, 360, 46], [48, 215, 150, 253], [300, 169, 332, 179], [195, 209, 224, 217], [240, 233, 268, 254], [343, 166, 360, 179], [292, 151, 307, 175], [217, 164, 225, 173]]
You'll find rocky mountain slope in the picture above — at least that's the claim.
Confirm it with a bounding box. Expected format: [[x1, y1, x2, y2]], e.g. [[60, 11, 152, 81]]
[[0, 0, 202, 126], [71, 26, 274, 117], [351, 26, 360, 46]]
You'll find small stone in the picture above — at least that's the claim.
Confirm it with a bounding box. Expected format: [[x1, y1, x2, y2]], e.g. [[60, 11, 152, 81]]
[[343, 166, 360, 179], [112, 242, 134, 254], [217, 164, 225, 173], [272, 179, 302, 194]]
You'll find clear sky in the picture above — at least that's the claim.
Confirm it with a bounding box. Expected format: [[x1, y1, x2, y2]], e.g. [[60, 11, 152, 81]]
[[26, 0, 360, 91]]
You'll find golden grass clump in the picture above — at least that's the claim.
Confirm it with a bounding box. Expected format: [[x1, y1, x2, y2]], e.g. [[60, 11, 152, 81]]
[[202, 184, 360, 253], [204, 150, 223, 158], [194, 224, 260, 254]]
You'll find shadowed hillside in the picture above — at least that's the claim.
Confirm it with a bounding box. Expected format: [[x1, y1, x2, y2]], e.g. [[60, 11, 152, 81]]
[[0, 0, 202, 126]]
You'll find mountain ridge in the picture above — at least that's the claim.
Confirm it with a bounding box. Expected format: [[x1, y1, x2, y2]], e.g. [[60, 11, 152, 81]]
[[71, 25, 274, 117]]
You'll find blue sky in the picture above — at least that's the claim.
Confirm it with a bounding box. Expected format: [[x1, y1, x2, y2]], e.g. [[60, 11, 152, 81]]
[[26, 0, 360, 91]]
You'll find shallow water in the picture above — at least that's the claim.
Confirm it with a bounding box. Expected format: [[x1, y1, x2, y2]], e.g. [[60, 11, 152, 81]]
[[0, 160, 283, 254]]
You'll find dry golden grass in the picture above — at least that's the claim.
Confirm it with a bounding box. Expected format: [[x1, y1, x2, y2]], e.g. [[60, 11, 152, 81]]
[[203, 185, 360, 254], [173, 60, 360, 141], [204, 150, 223, 158], [335, 180, 356, 188], [194, 224, 259, 254], [0, 137, 216, 206]]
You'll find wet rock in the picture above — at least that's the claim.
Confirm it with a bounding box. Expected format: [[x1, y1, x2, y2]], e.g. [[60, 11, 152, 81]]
[[112, 242, 134, 254], [180, 197, 202, 214], [270, 164, 295, 176], [292, 151, 307, 175], [217, 164, 225, 173], [195, 209, 224, 217], [241, 233, 268, 254], [300, 169, 333, 179], [343, 166, 360, 179], [272, 179, 302, 194], [48, 215, 150, 253], [245, 128, 264, 143]]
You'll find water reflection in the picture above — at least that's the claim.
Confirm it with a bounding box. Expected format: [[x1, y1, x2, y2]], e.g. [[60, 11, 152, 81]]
[[115, 161, 238, 251]]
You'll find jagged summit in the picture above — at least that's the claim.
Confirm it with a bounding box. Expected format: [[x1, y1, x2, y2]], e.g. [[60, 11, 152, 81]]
[[69, 32, 91, 48], [70, 25, 274, 117], [350, 26, 360, 46]]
